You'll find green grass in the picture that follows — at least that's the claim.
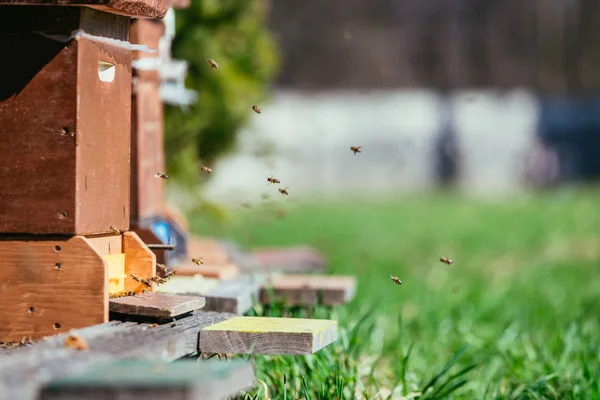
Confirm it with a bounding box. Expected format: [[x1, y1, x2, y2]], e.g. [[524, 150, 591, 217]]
[[189, 189, 600, 399]]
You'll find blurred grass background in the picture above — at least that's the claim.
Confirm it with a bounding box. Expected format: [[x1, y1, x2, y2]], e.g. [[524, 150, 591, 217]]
[[189, 188, 600, 399]]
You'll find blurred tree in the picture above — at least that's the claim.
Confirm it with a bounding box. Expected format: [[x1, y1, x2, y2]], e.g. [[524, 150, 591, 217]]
[[164, 0, 279, 186]]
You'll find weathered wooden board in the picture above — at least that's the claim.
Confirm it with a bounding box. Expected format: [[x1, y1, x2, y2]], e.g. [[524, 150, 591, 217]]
[[251, 246, 327, 273], [0, 236, 107, 342], [40, 359, 255, 400], [202, 274, 265, 315], [0, 10, 131, 235], [0, 312, 235, 400], [109, 293, 205, 318], [0, 0, 168, 18], [174, 262, 240, 280], [200, 316, 338, 355], [261, 274, 357, 306], [155, 276, 220, 296], [123, 232, 156, 293], [155, 275, 262, 315]]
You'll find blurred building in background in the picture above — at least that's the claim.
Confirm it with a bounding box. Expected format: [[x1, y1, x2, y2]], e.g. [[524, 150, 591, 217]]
[[204, 0, 600, 203]]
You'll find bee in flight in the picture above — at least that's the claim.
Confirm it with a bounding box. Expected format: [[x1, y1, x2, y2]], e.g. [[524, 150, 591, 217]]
[[208, 58, 219, 69], [154, 172, 168, 180], [252, 105, 262, 114], [266, 174, 280, 185], [278, 187, 289, 196], [109, 225, 120, 235], [200, 166, 212, 174], [439, 257, 453, 265], [192, 257, 204, 265], [350, 146, 362, 155], [390, 275, 402, 286]]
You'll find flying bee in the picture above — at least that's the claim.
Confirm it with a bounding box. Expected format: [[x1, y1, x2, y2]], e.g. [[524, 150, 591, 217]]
[[150, 276, 167, 285], [252, 105, 262, 114], [200, 166, 212, 174], [164, 270, 176, 280], [278, 187, 289, 196], [208, 58, 219, 69], [64, 334, 88, 351], [156, 263, 167, 274], [350, 146, 362, 155], [192, 257, 204, 265], [439, 257, 453, 265], [391, 275, 402, 286], [109, 225, 120, 235], [154, 172, 168, 180], [266, 174, 281, 185]]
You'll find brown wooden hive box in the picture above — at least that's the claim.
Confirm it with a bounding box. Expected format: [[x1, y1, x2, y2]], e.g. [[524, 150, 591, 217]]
[[0, 8, 132, 235]]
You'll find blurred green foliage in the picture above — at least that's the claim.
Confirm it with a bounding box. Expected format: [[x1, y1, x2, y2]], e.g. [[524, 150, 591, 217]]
[[164, 0, 279, 186]]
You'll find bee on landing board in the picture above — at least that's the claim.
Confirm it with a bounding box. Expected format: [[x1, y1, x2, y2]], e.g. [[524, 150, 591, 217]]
[[252, 105, 262, 114], [439, 257, 453, 265], [65, 334, 88, 351], [200, 166, 212, 174], [266, 174, 280, 185], [278, 187, 289, 196], [391, 275, 402, 286], [154, 172, 168, 180], [208, 58, 219, 69], [109, 225, 120, 235], [350, 146, 362, 155], [192, 257, 204, 265]]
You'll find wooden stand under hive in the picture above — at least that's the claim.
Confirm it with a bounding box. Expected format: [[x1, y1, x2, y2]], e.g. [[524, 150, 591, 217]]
[[0, 3, 164, 342]]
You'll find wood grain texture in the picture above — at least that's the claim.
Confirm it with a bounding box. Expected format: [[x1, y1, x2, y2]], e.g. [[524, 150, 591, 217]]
[[260, 274, 357, 306], [109, 293, 205, 318], [123, 231, 156, 292], [174, 262, 240, 280], [0, 0, 168, 18], [199, 316, 338, 355], [250, 246, 327, 273], [202, 274, 266, 315], [0, 33, 131, 234], [76, 37, 131, 235], [0, 236, 107, 341], [0, 312, 235, 399], [40, 359, 255, 400]]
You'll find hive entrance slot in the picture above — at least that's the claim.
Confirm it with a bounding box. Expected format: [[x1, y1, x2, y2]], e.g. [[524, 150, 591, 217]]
[[98, 61, 116, 83]]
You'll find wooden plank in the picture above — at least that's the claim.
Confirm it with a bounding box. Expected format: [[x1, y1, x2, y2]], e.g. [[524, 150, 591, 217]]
[[174, 262, 240, 280], [123, 231, 156, 293], [0, 28, 131, 235], [260, 275, 357, 306], [155, 275, 261, 315], [130, 81, 165, 221], [199, 316, 338, 355], [250, 246, 327, 273], [109, 293, 205, 319], [0, 236, 107, 342], [155, 276, 220, 296], [86, 235, 122, 256], [40, 359, 255, 400], [0, 0, 168, 18], [202, 274, 265, 315], [0, 312, 235, 400]]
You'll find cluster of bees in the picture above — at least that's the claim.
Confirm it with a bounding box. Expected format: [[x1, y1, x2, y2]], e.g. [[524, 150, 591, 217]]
[[391, 257, 453, 286], [0, 336, 32, 349]]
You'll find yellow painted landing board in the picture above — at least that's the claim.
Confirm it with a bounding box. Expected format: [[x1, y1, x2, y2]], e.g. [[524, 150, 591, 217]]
[[199, 316, 338, 355]]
